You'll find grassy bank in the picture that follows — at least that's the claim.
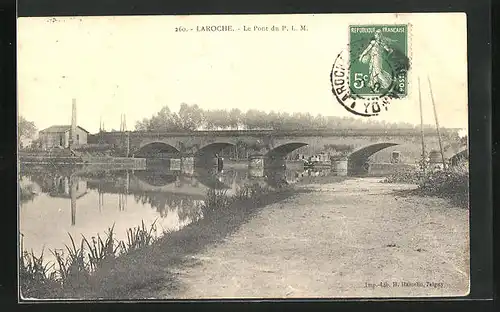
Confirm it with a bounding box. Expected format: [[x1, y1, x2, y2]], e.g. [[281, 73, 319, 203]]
[[20, 221, 160, 299], [20, 182, 301, 300], [383, 163, 469, 208]]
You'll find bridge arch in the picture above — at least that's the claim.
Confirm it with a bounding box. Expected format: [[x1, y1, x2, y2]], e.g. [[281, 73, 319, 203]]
[[348, 143, 400, 174], [135, 142, 180, 158], [265, 142, 309, 158], [194, 142, 236, 168], [196, 142, 235, 158]]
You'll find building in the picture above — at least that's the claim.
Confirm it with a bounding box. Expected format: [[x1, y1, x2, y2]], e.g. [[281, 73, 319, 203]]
[[38, 125, 89, 150]]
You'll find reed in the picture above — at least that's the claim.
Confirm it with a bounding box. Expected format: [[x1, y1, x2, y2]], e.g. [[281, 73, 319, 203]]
[[48, 233, 91, 292], [20, 248, 56, 283], [202, 188, 231, 212], [19, 219, 160, 299], [82, 224, 121, 271], [122, 219, 159, 253], [19, 234, 60, 298]]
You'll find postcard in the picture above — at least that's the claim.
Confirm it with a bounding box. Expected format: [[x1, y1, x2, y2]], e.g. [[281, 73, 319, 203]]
[[17, 13, 469, 300]]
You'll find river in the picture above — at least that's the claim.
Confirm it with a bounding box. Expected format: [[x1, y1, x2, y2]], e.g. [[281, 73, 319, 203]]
[[18, 163, 334, 266]]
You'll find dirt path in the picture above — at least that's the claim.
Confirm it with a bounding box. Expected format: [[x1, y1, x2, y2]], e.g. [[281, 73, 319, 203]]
[[160, 178, 469, 299]]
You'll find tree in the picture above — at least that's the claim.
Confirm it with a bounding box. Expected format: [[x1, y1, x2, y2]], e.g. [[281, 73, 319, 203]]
[[267, 111, 281, 129], [135, 118, 150, 131], [244, 110, 259, 129], [313, 114, 327, 129], [148, 105, 182, 131], [204, 109, 230, 130], [134, 102, 436, 133], [203, 110, 218, 130], [178, 103, 204, 131], [18, 116, 37, 148], [228, 108, 242, 129]]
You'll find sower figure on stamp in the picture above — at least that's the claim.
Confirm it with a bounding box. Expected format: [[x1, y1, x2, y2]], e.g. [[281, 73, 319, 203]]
[[358, 29, 396, 92]]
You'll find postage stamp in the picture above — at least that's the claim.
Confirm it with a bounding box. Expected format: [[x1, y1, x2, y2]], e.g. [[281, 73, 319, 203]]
[[349, 24, 409, 98], [330, 24, 411, 117]]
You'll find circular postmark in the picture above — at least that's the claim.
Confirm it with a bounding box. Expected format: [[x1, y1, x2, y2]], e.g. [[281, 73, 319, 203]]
[[330, 33, 410, 117]]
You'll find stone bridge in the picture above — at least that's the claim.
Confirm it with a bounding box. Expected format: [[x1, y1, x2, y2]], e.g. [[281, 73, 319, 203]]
[[89, 128, 463, 172]]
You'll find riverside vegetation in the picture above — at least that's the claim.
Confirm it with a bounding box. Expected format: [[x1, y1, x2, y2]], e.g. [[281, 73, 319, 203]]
[[19, 182, 294, 299], [383, 161, 469, 208]]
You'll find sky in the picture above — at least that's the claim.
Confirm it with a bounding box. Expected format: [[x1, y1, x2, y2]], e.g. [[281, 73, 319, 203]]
[[17, 13, 468, 134]]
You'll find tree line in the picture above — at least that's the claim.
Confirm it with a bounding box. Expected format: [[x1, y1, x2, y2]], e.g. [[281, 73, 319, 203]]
[[133, 103, 438, 132]]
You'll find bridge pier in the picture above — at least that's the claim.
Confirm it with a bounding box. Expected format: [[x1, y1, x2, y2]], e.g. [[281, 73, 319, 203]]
[[248, 154, 265, 177], [248, 154, 289, 177], [331, 157, 348, 176], [169, 158, 182, 171], [181, 155, 195, 176]]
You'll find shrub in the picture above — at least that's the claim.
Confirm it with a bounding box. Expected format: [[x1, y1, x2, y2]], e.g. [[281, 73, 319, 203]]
[[384, 163, 469, 208], [383, 167, 424, 184], [418, 164, 469, 208]]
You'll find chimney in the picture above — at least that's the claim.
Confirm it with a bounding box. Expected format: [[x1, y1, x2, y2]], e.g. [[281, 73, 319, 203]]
[[70, 98, 77, 147]]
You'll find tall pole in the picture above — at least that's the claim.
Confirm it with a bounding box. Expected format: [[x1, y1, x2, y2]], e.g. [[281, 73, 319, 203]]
[[427, 76, 447, 169], [417, 77, 426, 170], [126, 131, 130, 157], [123, 114, 127, 131], [70, 98, 77, 148]]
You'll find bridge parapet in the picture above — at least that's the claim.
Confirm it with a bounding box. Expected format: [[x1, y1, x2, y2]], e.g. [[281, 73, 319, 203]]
[[95, 128, 460, 139]]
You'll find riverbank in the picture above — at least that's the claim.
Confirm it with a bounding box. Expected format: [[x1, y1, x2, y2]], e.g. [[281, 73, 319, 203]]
[[20, 175, 469, 299], [162, 177, 469, 298], [20, 182, 305, 300], [19, 152, 147, 167], [383, 163, 469, 209]]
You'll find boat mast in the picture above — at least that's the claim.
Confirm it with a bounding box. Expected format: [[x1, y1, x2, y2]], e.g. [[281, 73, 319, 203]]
[[417, 77, 426, 172], [427, 76, 447, 169]]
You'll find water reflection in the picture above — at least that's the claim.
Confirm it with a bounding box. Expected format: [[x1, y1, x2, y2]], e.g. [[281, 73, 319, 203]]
[[18, 163, 332, 264]]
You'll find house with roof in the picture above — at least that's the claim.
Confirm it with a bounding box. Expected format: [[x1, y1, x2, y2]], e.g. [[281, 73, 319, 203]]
[[38, 125, 89, 150]]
